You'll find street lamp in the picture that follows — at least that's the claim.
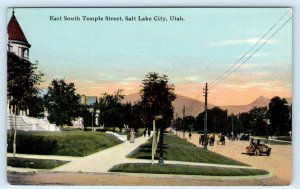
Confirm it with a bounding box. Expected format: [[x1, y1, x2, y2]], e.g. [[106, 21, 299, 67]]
[[151, 115, 163, 165], [155, 115, 164, 166]]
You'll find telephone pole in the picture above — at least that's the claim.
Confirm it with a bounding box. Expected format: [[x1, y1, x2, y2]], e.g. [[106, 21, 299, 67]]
[[182, 106, 185, 139], [213, 116, 216, 134], [231, 115, 234, 140], [203, 83, 208, 150]]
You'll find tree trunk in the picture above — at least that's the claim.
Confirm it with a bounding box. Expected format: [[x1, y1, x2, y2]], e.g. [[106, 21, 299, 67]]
[[13, 104, 17, 158]]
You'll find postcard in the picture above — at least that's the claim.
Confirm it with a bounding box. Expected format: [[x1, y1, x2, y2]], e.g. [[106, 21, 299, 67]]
[[6, 7, 292, 186]]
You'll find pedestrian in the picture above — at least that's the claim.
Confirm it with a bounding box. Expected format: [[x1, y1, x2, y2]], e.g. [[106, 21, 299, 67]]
[[221, 135, 226, 145], [189, 132, 192, 140], [148, 129, 151, 137], [143, 130, 146, 137], [130, 129, 135, 143]]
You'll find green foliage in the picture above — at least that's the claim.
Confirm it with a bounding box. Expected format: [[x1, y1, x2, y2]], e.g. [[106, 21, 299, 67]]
[[196, 107, 228, 133], [239, 112, 252, 133], [7, 131, 122, 157], [7, 51, 43, 109], [249, 107, 268, 136], [27, 96, 44, 117], [7, 157, 69, 169], [268, 96, 291, 136], [109, 163, 269, 176], [128, 133, 247, 166], [44, 79, 81, 126], [141, 72, 176, 129], [97, 90, 125, 131]]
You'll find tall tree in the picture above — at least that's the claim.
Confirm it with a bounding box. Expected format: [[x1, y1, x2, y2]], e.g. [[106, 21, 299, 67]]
[[140, 72, 176, 130], [268, 96, 290, 136], [44, 79, 81, 126], [7, 51, 43, 157]]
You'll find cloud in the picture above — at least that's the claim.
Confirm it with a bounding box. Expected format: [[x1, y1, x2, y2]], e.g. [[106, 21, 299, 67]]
[[184, 75, 201, 82], [209, 38, 278, 47]]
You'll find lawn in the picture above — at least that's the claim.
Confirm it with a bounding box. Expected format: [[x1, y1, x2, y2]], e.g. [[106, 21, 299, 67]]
[[7, 131, 122, 157], [109, 163, 268, 176], [7, 157, 69, 169], [128, 133, 248, 166]]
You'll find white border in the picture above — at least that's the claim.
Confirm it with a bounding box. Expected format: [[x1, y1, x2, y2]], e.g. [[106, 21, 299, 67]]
[[0, 1, 298, 189]]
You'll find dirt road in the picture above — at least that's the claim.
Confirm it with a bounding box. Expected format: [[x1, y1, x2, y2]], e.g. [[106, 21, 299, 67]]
[[176, 132, 292, 185]]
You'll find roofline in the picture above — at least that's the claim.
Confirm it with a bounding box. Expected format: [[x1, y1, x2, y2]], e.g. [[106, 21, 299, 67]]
[[8, 40, 31, 48]]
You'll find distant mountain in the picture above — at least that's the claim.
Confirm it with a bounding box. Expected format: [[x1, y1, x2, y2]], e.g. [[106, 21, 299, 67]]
[[123, 92, 214, 117], [123, 93, 292, 116], [221, 96, 292, 115]]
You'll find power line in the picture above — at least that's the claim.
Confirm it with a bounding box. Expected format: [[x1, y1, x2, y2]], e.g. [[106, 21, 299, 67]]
[[209, 16, 292, 90], [182, 12, 292, 114], [208, 10, 290, 88]]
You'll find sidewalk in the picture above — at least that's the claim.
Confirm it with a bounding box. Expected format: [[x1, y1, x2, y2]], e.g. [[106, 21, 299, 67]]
[[53, 135, 150, 172]]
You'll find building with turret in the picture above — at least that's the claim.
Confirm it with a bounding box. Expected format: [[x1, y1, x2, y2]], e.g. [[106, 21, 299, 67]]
[[7, 9, 60, 131], [7, 9, 31, 60]]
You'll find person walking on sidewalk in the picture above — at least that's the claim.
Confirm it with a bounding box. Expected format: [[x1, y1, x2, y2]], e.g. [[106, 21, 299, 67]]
[[130, 129, 135, 143]]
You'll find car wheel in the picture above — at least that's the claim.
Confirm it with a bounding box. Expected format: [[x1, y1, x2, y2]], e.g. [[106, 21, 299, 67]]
[[255, 149, 260, 156], [266, 150, 271, 156]]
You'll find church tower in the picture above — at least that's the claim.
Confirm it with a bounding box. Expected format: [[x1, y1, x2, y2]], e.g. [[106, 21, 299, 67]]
[[7, 9, 31, 60]]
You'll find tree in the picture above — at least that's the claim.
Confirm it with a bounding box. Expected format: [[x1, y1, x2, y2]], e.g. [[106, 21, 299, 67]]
[[140, 72, 176, 130], [7, 51, 43, 111], [238, 112, 252, 133], [97, 90, 125, 131], [249, 106, 268, 136], [7, 51, 43, 157], [44, 79, 81, 126], [27, 96, 44, 117], [196, 107, 228, 134], [268, 96, 290, 136], [131, 101, 145, 130], [141, 72, 176, 165]]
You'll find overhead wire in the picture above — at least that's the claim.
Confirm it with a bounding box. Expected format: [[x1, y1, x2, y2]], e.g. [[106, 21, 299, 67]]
[[183, 11, 292, 114], [209, 16, 292, 90], [208, 10, 290, 88]]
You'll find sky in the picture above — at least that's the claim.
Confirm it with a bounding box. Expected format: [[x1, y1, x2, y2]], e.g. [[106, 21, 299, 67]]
[[7, 8, 292, 106]]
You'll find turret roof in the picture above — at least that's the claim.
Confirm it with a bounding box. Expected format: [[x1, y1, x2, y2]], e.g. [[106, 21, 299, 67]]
[[7, 12, 30, 45]]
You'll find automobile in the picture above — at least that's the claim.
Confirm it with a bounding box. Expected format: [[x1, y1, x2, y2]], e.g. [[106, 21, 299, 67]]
[[246, 138, 272, 156]]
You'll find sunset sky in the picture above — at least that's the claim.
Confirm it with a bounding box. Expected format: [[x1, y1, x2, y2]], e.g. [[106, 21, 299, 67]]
[[8, 8, 292, 106]]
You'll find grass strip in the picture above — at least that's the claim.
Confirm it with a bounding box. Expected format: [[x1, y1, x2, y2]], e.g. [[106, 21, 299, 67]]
[[128, 133, 248, 166], [109, 163, 269, 176], [7, 157, 69, 169], [7, 131, 122, 157]]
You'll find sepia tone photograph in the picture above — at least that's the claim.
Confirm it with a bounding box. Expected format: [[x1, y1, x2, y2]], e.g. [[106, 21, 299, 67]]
[[6, 8, 292, 186]]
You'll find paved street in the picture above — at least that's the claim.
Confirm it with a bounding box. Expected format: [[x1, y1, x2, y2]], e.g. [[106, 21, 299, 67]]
[[175, 131, 292, 185]]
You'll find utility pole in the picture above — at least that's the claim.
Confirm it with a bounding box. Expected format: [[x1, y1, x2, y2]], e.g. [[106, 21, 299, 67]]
[[183, 106, 185, 140], [231, 115, 234, 140], [203, 83, 208, 150], [213, 116, 216, 134]]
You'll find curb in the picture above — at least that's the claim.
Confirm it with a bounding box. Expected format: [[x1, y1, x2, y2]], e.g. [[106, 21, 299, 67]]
[[7, 168, 273, 181], [106, 171, 273, 180]]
